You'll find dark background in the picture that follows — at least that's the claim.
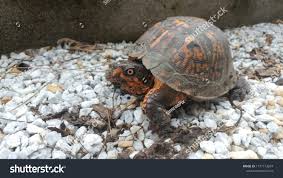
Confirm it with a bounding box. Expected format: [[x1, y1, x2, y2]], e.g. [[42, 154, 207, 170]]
[[0, 0, 283, 54]]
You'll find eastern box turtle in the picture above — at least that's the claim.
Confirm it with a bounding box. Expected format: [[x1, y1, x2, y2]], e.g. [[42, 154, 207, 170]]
[[107, 16, 249, 131]]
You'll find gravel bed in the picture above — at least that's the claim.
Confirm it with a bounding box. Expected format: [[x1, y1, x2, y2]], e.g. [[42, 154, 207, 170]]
[[0, 22, 283, 159]]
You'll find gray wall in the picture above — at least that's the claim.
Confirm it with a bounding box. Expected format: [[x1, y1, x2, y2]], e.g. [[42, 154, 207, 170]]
[[0, 0, 283, 54]]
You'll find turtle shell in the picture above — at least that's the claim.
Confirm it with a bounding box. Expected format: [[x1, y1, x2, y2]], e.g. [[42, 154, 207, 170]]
[[136, 16, 237, 100]]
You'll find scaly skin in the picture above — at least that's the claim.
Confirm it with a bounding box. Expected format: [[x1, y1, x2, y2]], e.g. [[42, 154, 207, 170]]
[[141, 79, 187, 132]]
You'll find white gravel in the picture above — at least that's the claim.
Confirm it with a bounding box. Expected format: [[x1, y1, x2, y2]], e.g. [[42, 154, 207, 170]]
[[1, 22, 283, 159]]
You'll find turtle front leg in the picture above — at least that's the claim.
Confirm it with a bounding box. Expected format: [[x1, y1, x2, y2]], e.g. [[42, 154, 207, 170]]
[[141, 80, 187, 133]]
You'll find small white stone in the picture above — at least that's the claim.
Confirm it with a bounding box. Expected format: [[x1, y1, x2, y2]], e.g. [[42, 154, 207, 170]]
[[71, 143, 81, 156], [26, 124, 46, 135], [250, 137, 265, 147], [213, 154, 229, 159], [188, 150, 204, 159], [121, 110, 134, 124], [107, 149, 118, 159], [200, 141, 215, 154], [130, 125, 141, 134], [144, 138, 154, 148], [214, 141, 228, 154], [255, 121, 266, 129], [32, 119, 47, 128], [214, 132, 231, 148], [82, 134, 103, 154], [79, 108, 93, 117], [0, 148, 12, 159], [75, 126, 87, 139], [174, 145, 182, 152], [15, 106, 29, 118], [6, 134, 21, 148], [266, 122, 279, 133], [45, 131, 62, 146], [257, 147, 267, 157], [29, 148, 52, 159], [262, 154, 278, 159], [55, 139, 72, 153], [3, 122, 27, 134], [81, 99, 100, 108], [229, 150, 259, 159], [46, 119, 62, 128], [29, 134, 42, 145], [255, 114, 275, 123], [52, 150, 67, 159], [129, 151, 139, 159], [204, 118, 217, 129], [242, 103, 255, 116], [98, 151, 108, 159], [133, 140, 144, 151], [142, 119, 150, 131], [171, 119, 181, 128], [133, 107, 146, 124], [137, 129, 145, 141], [115, 119, 124, 127], [232, 134, 241, 146]]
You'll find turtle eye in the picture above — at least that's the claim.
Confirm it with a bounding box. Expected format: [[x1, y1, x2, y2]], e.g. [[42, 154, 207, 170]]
[[126, 68, 135, 76]]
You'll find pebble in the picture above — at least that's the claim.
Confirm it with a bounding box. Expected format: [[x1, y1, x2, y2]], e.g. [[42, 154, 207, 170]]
[[277, 98, 283, 107], [81, 99, 100, 108], [274, 87, 283, 96], [121, 110, 134, 124], [266, 122, 279, 133], [130, 125, 141, 134], [202, 153, 214, 159], [144, 138, 154, 148], [133, 140, 144, 151], [79, 108, 93, 117], [232, 134, 242, 146], [118, 141, 133, 148], [3, 122, 27, 134], [255, 114, 275, 122], [257, 147, 267, 157], [273, 128, 283, 139], [29, 134, 42, 145], [200, 141, 215, 154], [55, 139, 73, 153], [214, 141, 228, 154], [82, 134, 103, 154], [26, 124, 46, 135], [204, 118, 217, 129], [98, 151, 108, 159], [52, 149, 67, 159], [75, 126, 87, 139], [133, 108, 146, 124], [6, 134, 22, 148], [45, 131, 62, 146], [107, 149, 118, 159], [229, 150, 259, 159]]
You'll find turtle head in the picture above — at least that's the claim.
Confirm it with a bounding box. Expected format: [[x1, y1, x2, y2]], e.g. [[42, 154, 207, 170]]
[[106, 60, 154, 95]]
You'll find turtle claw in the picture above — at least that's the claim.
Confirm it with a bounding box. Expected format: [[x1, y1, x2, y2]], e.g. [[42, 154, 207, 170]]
[[229, 77, 250, 101]]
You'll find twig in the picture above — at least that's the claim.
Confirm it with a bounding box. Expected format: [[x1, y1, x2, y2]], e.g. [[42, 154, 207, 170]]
[[8, 81, 50, 112]]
